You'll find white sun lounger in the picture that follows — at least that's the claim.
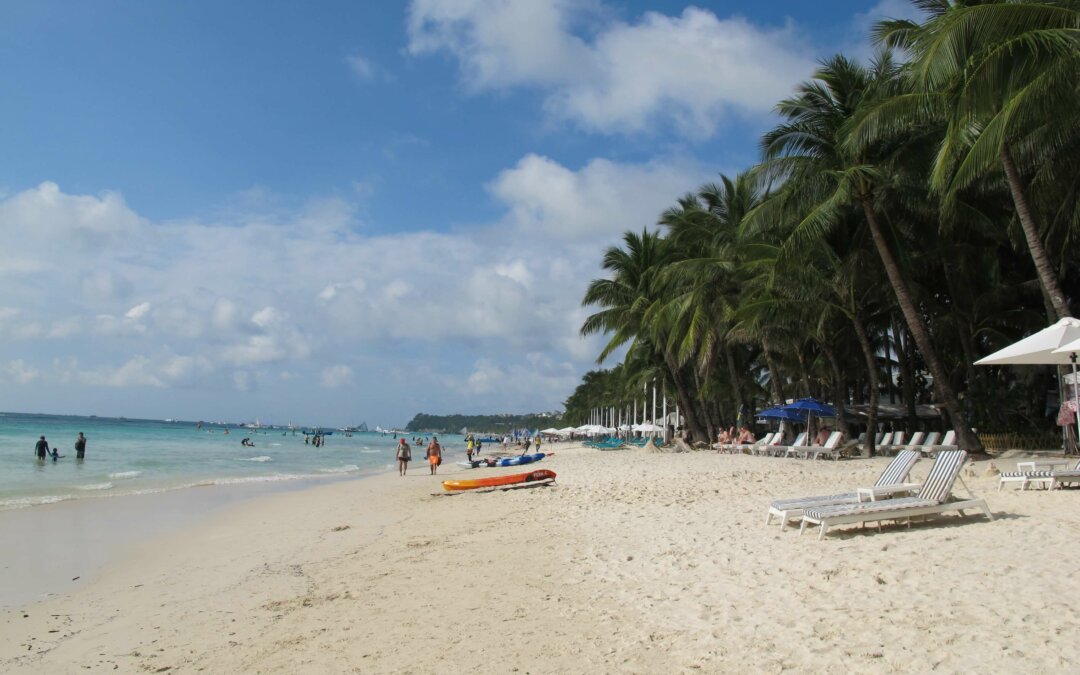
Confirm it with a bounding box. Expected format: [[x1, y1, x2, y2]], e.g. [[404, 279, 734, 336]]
[[917, 430, 956, 457], [799, 450, 992, 540], [882, 431, 925, 457], [766, 450, 921, 530], [999, 458, 1080, 491], [789, 431, 843, 460], [767, 432, 806, 458], [727, 433, 773, 455]]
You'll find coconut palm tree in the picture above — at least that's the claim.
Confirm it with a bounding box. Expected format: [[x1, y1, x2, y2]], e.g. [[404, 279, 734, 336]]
[[869, 0, 1080, 318], [752, 52, 984, 452]]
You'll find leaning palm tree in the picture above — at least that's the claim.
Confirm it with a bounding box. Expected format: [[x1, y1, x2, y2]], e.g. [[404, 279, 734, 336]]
[[869, 0, 1080, 318], [750, 52, 985, 452]]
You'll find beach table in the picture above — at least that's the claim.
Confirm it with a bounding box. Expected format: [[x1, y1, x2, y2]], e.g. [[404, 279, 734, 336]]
[[1016, 459, 1070, 472], [856, 483, 922, 502]]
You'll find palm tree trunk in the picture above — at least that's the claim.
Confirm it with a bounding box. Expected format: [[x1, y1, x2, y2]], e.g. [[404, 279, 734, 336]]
[[762, 340, 786, 404], [794, 348, 812, 397], [897, 323, 918, 425], [819, 343, 851, 440], [1001, 145, 1070, 319], [668, 360, 707, 442], [852, 312, 879, 457], [724, 343, 745, 423], [861, 197, 984, 453], [884, 327, 896, 403]]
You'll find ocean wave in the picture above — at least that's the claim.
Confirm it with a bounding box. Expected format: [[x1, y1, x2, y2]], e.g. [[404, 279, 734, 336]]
[[0, 494, 73, 510], [359, 449, 379, 454], [319, 465, 360, 474], [76, 482, 114, 491], [109, 470, 142, 480], [238, 456, 273, 462], [198, 474, 302, 486]]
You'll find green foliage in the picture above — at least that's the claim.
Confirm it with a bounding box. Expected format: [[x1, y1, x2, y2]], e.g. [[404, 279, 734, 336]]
[[571, 1, 1080, 442]]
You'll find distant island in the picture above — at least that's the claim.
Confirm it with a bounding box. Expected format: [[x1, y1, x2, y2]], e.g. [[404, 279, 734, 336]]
[[404, 412, 562, 434]]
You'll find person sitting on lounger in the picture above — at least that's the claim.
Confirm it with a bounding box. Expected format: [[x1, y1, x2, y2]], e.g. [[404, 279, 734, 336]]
[[736, 426, 754, 444], [813, 426, 831, 446], [717, 428, 731, 445]]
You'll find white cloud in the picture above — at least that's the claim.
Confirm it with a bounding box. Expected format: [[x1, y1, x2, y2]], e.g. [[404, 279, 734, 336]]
[[345, 54, 378, 81], [321, 364, 354, 388], [81, 356, 166, 388], [3, 359, 39, 384], [407, 2, 816, 135], [125, 302, 151, 320], [849, 0, 926, 61], [0, 160, 694, 419], [489, 153, 705, 239]]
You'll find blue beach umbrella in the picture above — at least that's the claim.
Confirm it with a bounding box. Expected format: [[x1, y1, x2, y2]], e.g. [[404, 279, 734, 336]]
[[781, 397, 837, 438], [782, 397, 837, 419], [755, 407, 805, 423]]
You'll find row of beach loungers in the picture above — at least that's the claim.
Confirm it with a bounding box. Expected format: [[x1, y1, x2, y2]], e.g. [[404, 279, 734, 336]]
[[766, 449, 994, 539], [583, 437, 647, 450], [718, 430, 959, 460]]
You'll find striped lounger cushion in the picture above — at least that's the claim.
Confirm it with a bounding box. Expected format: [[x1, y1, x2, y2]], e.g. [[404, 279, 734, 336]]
[[999, 470, 1056, 479], [803, 496, 936, 521], [772, 493, 859, 511]]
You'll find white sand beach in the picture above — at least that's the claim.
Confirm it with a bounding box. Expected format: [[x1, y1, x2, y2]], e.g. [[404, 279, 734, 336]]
[[2, 444, 1078, 674]]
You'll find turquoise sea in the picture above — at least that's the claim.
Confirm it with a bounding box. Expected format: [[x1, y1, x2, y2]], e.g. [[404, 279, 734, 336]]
[[0, 412, 463, 510]]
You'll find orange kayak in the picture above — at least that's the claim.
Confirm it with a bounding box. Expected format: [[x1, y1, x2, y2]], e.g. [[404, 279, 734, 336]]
[[442, 469, 556, 492]]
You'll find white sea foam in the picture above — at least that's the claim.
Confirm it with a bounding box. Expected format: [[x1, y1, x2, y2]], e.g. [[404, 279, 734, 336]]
[[109, 470, 142, 480], [319, 465, 360, 474], [359, 449, 379, 454], [76, 482, 114, 491], [0, 494, 73, 510], [203, 474, 302, 486], [238, 456, 273, 462]]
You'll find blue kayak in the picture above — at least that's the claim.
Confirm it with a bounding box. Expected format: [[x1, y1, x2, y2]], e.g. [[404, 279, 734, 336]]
[[496, 452, 546, 467]]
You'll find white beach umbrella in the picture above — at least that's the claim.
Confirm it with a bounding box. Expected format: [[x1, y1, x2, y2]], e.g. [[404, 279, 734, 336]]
[[974, 317, 1080, 365], [541, 428, 560, 434], [976, 316, 1080, 433]]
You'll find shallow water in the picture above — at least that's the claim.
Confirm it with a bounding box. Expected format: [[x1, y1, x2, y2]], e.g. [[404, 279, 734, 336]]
[[0, 412, 462, 510]]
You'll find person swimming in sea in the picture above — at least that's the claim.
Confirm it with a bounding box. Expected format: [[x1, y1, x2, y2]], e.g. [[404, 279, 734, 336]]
[[241, 437, 255, 447], [50, 448, 65, 462]]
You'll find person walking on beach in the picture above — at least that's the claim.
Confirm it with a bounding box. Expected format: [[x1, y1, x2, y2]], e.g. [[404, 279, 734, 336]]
[[426, 436, 442, 475], [466, 435, 475, 463], [74, 432, 87, 459], [34, 435, 49, 461], [396, 438, 412, 476]]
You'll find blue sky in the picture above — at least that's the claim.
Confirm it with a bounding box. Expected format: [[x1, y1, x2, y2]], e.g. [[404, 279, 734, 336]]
[[0, 0, 920, 427]]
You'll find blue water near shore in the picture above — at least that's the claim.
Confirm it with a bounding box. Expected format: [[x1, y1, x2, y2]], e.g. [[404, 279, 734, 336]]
[[0, 412, 462, 510]]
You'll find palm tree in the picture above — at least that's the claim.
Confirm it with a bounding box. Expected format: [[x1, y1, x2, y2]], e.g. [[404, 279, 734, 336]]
[[580, 229, 710, 441], [871, 0, 1080, 318], [752, 53, 985, 452]]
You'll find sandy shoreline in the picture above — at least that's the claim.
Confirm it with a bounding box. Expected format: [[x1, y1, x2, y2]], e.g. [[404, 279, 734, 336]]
[[2, 443, 1078, 673]]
